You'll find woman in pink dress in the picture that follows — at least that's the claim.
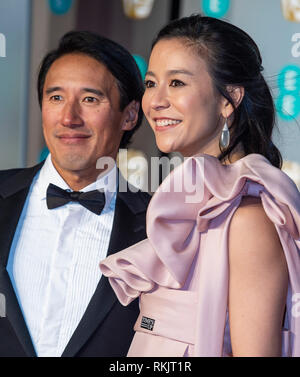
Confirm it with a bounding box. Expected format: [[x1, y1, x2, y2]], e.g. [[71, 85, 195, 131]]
[[100, 15, 300, 356]]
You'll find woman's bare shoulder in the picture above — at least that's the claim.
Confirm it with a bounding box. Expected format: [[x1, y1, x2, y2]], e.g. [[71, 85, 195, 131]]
[[228, 197, 288, 357], [229, 195, 284, 264]]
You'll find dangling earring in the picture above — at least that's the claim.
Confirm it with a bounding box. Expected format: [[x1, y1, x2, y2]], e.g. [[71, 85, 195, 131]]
[[219, 118, 230, 150]]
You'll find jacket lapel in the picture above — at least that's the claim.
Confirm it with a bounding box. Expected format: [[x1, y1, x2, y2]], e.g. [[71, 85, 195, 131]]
[[0, 165, 149, 357], [61, 184, 149, 357], [0, 163, 44, 357]]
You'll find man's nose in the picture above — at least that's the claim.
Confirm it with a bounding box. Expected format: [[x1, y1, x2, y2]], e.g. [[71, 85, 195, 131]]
[[61, 101, 83, 128]]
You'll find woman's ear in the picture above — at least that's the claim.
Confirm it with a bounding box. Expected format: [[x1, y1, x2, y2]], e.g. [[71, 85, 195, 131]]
[[122, 100, 140, 131], [221, 86, 245, 118]]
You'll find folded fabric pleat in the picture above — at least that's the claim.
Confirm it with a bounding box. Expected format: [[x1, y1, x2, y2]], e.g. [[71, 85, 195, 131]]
[[100, 153, 300, 356]]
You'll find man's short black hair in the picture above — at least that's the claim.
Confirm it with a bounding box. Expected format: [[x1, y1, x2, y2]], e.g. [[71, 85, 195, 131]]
[[37, 31, 144, 148]]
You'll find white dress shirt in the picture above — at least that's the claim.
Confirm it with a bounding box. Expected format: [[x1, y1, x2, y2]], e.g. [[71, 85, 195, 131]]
[[6, 155, 117, 357]]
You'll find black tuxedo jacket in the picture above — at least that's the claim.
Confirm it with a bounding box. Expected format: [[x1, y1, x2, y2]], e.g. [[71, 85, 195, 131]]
[[0, 162, 151, 357]]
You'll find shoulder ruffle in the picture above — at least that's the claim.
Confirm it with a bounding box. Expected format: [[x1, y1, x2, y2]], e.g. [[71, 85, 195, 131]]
[[100, 154, 300, 304]]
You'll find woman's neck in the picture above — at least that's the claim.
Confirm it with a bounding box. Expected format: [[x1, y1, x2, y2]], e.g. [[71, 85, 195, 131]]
[[221, 143, 245, 165]]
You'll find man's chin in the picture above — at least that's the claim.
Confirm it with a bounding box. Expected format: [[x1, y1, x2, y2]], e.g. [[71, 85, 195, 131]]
[[52, 155, 96, 174]]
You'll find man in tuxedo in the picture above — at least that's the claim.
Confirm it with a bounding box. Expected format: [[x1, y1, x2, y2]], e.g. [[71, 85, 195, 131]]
[[0, 31, 150, 357]]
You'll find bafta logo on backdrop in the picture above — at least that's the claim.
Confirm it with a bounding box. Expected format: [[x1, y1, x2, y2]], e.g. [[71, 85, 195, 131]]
[[122, 0, 155, 19], [281, 0, 300, 22], [0, 33, 6, 58]]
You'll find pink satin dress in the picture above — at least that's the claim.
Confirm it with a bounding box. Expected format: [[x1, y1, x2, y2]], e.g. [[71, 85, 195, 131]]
[[100, 154, 300, 357]]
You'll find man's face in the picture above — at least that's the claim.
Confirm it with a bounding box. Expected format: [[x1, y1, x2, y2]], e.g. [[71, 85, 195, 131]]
[[42, 53, 129, 183]]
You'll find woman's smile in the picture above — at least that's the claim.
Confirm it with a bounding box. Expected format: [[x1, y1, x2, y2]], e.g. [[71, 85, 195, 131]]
[[154, 118, 182, 131], [142, 38, 223, 157]]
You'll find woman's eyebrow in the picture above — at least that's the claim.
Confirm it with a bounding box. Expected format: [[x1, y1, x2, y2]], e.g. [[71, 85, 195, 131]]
[[145, 69, 194, 77], [167, 69, 194, 76], [145, 71, 156, 78]]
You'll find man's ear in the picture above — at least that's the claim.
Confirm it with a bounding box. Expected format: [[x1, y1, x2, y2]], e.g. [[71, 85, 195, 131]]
[[122, 100, 140, 131], [221, 86, 244, 118]]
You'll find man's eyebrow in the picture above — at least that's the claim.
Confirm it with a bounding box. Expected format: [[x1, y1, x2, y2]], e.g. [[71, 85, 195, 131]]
[[81, 88, 104, 96], [44, 87, 105, 96], [45, 86, 62, 95], [145, 69, 194, 77]]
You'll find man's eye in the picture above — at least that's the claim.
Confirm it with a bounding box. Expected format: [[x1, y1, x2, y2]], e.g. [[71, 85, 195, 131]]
[[50, 95, 63, 101], [144, 80, 155, 89], [83, 97, 98, 103], [170, 80, 185, 87]]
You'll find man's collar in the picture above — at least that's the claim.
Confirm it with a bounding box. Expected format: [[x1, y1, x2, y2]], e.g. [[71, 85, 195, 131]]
[[0, 156, 150, 215], [36, 155, 118, 209]]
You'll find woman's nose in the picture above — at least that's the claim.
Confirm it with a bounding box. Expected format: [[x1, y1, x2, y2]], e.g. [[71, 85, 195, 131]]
[[150, 87, 170, 110]]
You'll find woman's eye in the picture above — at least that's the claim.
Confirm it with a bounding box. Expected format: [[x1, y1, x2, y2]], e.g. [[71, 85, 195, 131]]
[[170, 80, 185, 87], [144, 80, 155, 89]]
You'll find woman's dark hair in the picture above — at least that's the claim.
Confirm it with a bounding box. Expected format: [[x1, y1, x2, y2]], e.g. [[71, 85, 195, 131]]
[[152, 14, 282, 168], [38, 31, 144, 148]]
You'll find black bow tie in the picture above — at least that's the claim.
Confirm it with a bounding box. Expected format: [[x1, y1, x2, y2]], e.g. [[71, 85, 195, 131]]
[[46, 183, 106, 215]]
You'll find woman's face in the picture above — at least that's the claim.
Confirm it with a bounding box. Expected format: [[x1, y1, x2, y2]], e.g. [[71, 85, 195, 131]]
[[142, 38, 225, 157]]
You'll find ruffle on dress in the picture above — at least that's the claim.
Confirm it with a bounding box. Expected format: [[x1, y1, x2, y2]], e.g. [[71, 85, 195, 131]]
[[100, 153, 300, 356]]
